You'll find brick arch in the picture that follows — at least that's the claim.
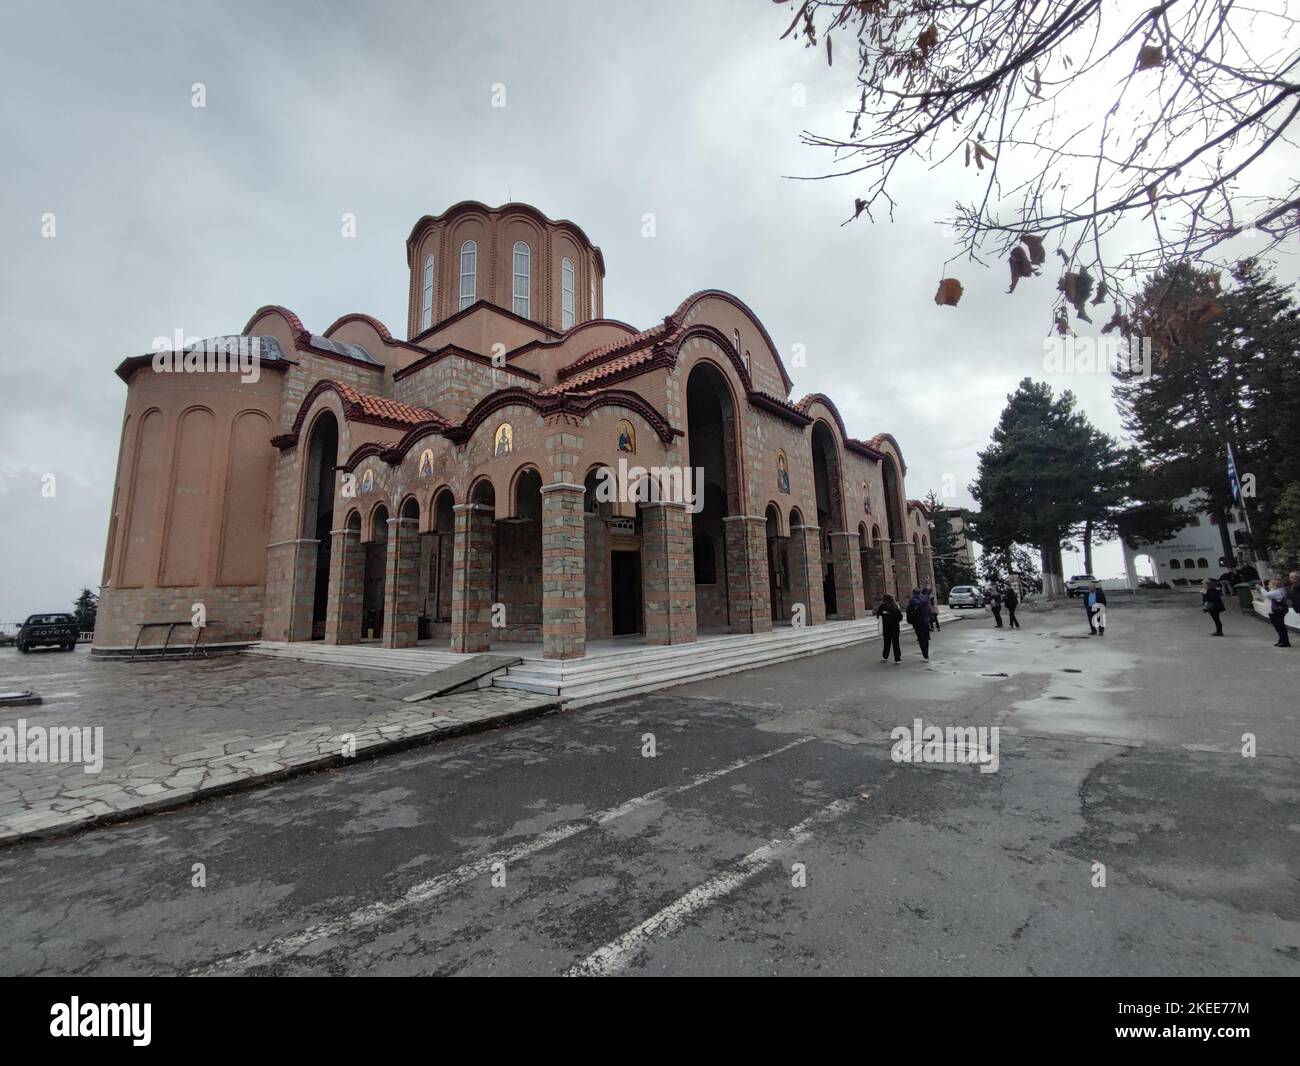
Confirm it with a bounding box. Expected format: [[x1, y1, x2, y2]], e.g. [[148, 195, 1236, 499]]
[[364, 500, 390, 543], [508, 463, 544, 520]]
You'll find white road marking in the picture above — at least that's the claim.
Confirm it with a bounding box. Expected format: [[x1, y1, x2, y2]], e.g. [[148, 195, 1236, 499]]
[[564, 796, 856, 977], [191, 735, 815, 975]]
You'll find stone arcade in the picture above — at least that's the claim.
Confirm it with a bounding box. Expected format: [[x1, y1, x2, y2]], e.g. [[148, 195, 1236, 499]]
[[94, 201, 935, 660]]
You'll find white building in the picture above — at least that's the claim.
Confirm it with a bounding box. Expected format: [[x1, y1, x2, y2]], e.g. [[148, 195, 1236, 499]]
[[1121, 496, 1250, 591]]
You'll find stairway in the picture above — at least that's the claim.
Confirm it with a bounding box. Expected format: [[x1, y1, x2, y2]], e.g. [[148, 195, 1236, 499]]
[[495, 615, 947, 706]]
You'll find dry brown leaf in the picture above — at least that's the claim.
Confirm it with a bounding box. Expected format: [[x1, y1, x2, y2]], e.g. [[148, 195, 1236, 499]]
[[917, 23, 939, 58], [935, 278, 964, 306], [1137, 45, 1165, 70], [1058, 268, 1094, 321], [1020, 233, 1046, 265], [1008, 246, 1035, 293]]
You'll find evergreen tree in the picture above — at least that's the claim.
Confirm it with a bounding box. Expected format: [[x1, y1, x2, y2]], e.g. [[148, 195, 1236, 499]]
[[968, 379, 1095, 596], [73, 588, 98, 632], [922, 490, 977, 596], [1113, 259, 1300, 564]]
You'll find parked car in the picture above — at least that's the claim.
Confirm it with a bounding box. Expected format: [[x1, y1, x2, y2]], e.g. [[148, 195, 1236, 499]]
[[947, 585, 985, 609], [1065, 574, 1098, 598], [16, 613, 80, 653]]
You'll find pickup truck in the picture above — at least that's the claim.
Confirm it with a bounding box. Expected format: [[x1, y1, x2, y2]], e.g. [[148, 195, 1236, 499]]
[[16, 613, 80, 653]]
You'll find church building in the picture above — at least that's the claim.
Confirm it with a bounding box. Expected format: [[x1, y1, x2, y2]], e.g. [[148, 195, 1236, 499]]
[[94, 201, 934, 659]]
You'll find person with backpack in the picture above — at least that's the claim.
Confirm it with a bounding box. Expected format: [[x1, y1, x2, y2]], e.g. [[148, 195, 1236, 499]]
[[905, 588, 932, 660], [874, 594, 903, 664], [1201, 579, 1225, 636], [1003, 587, 1020, 629]]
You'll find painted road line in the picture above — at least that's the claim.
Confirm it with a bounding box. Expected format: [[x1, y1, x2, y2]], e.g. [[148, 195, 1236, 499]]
[[564, 796, 856, 977], [191, 735, 816, 975]]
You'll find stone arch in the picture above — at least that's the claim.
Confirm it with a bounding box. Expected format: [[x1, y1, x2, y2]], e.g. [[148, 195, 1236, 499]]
[[765, 503, 789, 623], [362, 503, 389, 639], [469, 476, 497, 515], [299, 408, 339, 639], [811, 419, 846, 617]]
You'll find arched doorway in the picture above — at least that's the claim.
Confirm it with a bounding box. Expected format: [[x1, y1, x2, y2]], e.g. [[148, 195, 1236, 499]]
[[766, 504, 787, 622], [687, 362, 739, 631], [501, 468, 543, 640], [362, 504, 388, 640], [302, 411, 338, 640], [811, 421, 843, 617], [427, 488, 455, 631], [858, 523, 870, 610]]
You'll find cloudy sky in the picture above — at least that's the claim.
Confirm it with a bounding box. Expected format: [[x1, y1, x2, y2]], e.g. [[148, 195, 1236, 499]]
[[1, 0, 1295, 623]]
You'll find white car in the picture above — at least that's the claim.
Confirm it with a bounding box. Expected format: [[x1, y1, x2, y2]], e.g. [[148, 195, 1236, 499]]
[[947, 586, 985, 608], [1066, 574, 1098, 597]]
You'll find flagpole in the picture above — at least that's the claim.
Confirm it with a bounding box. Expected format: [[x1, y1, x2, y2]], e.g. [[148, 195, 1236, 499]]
[[1227, 441, 1267, 579]]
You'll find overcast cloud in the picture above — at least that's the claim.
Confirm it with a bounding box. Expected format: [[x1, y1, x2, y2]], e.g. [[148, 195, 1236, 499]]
[[2, 0, 1296, 623]]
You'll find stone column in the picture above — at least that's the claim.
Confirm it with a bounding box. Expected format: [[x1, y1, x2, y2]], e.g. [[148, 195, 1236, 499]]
[[788, 523, 827, 627], [862, 543, 888, 612], [828, 531, 865, 619], [584, 512, 611, 640], [324, 525, 363, 645], [722, 514, 772, 634], [284, 538, 319, 641], [892, 541, 917, 597], [382, 515, 421, 648], [642, 501, 697, 645], [918, 548, 936, 593], [541, 482, 586, 660], [450, 503, 495, 654]]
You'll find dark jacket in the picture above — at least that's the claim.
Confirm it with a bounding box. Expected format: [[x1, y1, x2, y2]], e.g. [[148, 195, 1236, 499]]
[[874, 603, 902, 629], [1003, 590, 1018, 609], [1202, 587, 1225, 612]]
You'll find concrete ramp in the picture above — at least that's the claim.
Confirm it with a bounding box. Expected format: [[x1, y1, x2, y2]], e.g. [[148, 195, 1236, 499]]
[[388, 655, 522, 702]]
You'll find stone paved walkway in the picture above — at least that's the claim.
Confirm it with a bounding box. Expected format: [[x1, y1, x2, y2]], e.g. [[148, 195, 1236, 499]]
[[0, 647, 557, 845]]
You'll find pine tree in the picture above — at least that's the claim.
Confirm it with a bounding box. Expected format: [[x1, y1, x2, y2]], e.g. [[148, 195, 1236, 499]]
[[968, 379, 1095, 595], [922, 490, 977, 596], [73, 588, 98, 632]]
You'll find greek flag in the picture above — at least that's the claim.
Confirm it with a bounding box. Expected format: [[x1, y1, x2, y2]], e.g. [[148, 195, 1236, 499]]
[[1227, 446, 1242, 505]]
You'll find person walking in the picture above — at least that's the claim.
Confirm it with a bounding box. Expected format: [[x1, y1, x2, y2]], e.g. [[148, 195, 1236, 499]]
[[1201, 579, 1225, 636], [905, 587, 932, 660], [874, 594, 903, 663], [1003, 587, 1020, 629], [1087, 583, 1108, 635], [1264, 578, 1292, 648], [989, 587, 1003, 628], [926, 587, 941, 631], [1289, 571, 1300, 616]]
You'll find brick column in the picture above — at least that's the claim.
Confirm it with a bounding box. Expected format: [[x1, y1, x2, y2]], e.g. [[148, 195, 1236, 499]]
[[642, 501, 697, 645], [324, 526, 363, 644], [918, 548, 936, 593], [382, 515, 421, 648], [862, 543, 888, 612], [722, 515, 772, 634], [450, 503, 494, 654], [284, 538, 319, 641], [787, 523, 826, 626], [892, 541, 917, 597], [584, 512, 611, 640], [828, 531, 865, 619], [541, 482, 586, 660]]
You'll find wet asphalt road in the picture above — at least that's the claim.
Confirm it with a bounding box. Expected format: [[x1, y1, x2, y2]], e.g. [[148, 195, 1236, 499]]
[[1, 594, 1296, 976]]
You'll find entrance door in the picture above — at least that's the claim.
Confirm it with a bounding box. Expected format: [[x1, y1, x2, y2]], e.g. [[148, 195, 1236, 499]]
[[767, 537, 784, 622], [611, 550, 642, 636]]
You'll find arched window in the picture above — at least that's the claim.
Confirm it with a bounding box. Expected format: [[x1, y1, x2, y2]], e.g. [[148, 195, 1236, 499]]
[[693, 533, 716, 584], [459, 241, 477, 310], [420, 253, 435, 331], [1197, 557, 1209, 568], [1169, 558, 1182, 569], [561, 257, 575, 329], [732, 329, 741, 354], [1184, 557, 1196, 570], [512, 241, 531, 318], [590, 275, 597, 319]]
